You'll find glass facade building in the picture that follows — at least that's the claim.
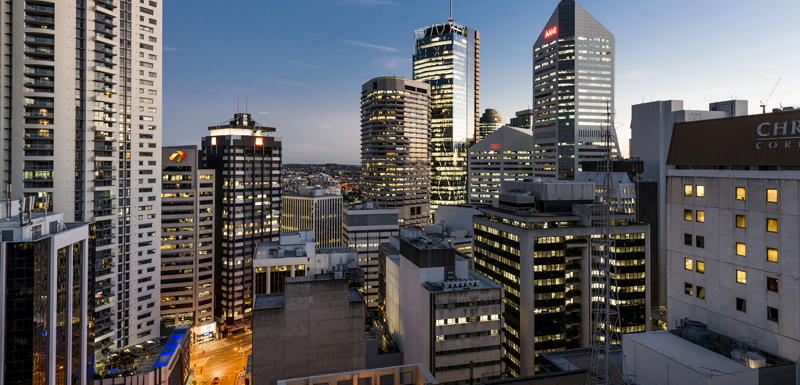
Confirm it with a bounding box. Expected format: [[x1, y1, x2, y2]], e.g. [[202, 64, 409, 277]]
[[413, 23, 480, 211], [477, 109, 503, 142], [532, 0, 620, 180]]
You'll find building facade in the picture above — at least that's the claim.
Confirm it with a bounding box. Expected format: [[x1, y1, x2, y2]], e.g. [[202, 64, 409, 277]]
[[413, 22, 479, 211], [532, 0, 619, 180], [0, 0, 164, 357], [0, 210, 92, 385], [665, 109, 800, 361], [477, 109, 503, 142], [509, 109, 533, 130], [342, 204, 400, 309], [361, 77, 431, 226], [159, 146, 216, 343], [201, 112, 282, 336], [467, 126, 533, 205], [281, 188, 343, 249]]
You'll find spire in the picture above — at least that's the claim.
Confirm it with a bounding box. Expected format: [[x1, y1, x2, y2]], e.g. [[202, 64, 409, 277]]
[[448, 0, 453, 23], [237, 85, 240, 113]]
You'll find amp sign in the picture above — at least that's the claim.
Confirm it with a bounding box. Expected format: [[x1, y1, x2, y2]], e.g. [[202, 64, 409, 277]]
[[544, 26, 557, 39]]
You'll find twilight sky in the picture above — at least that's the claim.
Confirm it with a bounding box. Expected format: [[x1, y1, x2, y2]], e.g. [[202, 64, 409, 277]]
[[162, 0, 799, 164]]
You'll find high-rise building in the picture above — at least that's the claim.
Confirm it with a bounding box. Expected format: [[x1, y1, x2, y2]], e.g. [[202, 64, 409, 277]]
[[467, 126, 533, 204], [477, 108, 503, 142], [201, 112, 282, 336], [281, 188, 343, 248], [0, 209, 92, 385], [361, 77, 431, 226], [509, 109, 533, 130], [160, 146, 216, 343], [413, 21, 479, 211], [0, 0, 163, 357], [342, 203, 399, 309], [532, 0, 619, 180]]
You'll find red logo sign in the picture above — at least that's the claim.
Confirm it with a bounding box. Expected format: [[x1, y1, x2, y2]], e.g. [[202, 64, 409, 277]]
[[255, 137, 264, 146], [490, 144, 500, 149], [544, 26, 557, 39]]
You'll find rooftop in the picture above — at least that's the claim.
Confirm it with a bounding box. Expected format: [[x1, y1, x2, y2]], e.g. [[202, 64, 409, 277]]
[[626, 331, 753, 376]]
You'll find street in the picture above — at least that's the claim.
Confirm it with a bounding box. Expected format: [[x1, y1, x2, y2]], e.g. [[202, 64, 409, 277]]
[[191, 332, 252, 385]]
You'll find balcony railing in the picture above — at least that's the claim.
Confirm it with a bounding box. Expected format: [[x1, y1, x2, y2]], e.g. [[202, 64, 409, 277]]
[[25, 36, 54, 44], [95, 17, 117, 27], [24, 68, 54, 76], [96, 0, 118, 8], [25, 15, 55, 24], [25, 4, 55, 13], [25, 101, 54, 107], [24, 79, 54, 86]]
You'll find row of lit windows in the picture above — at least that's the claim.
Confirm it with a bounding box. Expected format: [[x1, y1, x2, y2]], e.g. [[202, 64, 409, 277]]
[[685, 184, 778, 202]]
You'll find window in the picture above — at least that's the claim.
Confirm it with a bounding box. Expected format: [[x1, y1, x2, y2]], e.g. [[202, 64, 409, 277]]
[[696, 185, 705, 197], [767, 277, 778, 293], [768, 307, 779, 323], [767, 248, 778, 263], [736, 270, 746, 284], [736, 187, 746, 201], [684, 283, 693, 296], [736, 215, 745, 228], [696, 210, 705, 223], [684, 210, 692, 221], [684, 258, 693, 270], [736, 297, 746, 312], [736, 243, 746, 256], [684, 185, 692, 196], [684, 234, 692, 246], [697, 261, 705, 274], [767, 218, 778, 233], [767, 188, 778, 203], [697, 286, 705, 300], [696, 235, 705, 249]]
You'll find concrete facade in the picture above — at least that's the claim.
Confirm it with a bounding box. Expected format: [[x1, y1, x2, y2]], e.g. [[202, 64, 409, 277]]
[[343, 204, 399, 308], [252, 277, 366, 385], [468, 126, 533, 205], [282, 188, 343, 249], [277, 363, 437, 385]]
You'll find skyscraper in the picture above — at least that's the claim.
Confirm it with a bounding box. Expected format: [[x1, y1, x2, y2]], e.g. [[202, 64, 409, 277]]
[[532, 0, 619, 180], [202, 113, 282, 337], [361, 77, 431, 226], [281, 188, 343, 249], [476, 108, 503, 142], [413, 21, 479, 211], [0, 0, 163, 357]]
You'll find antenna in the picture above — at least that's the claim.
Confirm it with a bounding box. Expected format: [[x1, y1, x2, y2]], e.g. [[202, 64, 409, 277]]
[[237, 86, 240, 113], [246, 86, 249, 114], [760, 77, 782, 114], [449, 0, 453, 23]]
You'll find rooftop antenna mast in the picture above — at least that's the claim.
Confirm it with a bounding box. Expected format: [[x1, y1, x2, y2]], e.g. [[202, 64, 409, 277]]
[[449, 0, 453, 23], [246, 86, 249, 114], [237, 86, 240, 113]]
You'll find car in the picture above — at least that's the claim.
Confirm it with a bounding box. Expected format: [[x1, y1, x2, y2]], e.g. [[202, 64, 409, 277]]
[[212, 378, 220, 384]]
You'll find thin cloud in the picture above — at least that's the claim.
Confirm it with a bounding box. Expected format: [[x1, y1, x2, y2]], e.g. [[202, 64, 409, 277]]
[[163, 46, 183, 51], [618, 68, 656, 81], [265, 79, 308, 87], [371, 56, 410, 70], [287, 60, 321, 69], [259, 111, 269, 114], [340, 39, 401, 52]]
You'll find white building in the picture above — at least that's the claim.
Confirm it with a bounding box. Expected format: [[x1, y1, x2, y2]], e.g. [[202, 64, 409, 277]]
[[343, 203, 399, 308], [574, 171, 636, 214], [468, 126, 532, 205]]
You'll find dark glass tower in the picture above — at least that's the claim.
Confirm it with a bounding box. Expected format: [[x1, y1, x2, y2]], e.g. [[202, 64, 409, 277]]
[[532, 0, 620, 180], [413, 22, 479, 212], [477, 108, 503, 142]]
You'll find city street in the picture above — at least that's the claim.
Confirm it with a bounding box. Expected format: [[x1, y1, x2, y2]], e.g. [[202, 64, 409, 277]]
[[191, 332, 252, 385]]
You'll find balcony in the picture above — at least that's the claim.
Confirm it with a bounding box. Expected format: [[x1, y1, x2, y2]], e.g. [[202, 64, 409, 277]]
[[94, 76, 117, 84], [95, 17, 117, 27], [95, 296, 114, 308], [92, 174, 116, 182], [94, 47, 117, 56], [24, 144, 54, 150], [24, 101, 54, 108], [92, 106, 117, 113], [93, 133, 116, 142], [24, 79, 54, 87], [95, 56, 117, 65], [25, 47, 54, 56], [97, 0, 118, 8], [23, 164, 53, 170], [23, 67, 54, 77], [94, 86, 117, 94], [25, 4, 55, 14], [93, 165, 117, 172], [24, 15, 55, 24], [24, 36, 54, 45]]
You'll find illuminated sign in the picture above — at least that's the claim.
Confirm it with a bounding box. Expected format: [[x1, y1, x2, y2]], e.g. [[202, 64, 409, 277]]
[[169, 150, 186, 163], [255, 137, 264, 146], [490, 144, 500, 149], [211, 137, 217, 146], [544, 26, 557, 39]]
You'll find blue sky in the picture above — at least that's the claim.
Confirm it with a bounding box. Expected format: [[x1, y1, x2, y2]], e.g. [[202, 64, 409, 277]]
[[163, 0, 799, 164]]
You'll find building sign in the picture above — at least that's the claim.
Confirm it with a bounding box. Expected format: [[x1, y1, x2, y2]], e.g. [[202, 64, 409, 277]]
[[255, 137, 264, 146], [169, 150, 186, 163], [755, 121, 800, 149], [491, 144, 500, 149], [544, 26, 557, 39]]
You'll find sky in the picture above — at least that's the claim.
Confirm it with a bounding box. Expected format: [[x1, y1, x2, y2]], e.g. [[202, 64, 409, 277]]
[[163, 0, 800, 164]]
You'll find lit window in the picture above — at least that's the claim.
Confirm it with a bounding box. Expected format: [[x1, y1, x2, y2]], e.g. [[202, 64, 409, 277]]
[[767, 188, 778, 203], [684, 283, 693, 296], [736, 243, 746, 256], [697, 261, 705, 274], [736, 297, 746, 312], [767, 218, 778, 233], [696, 185, 705, 197], [697, 286, 705, 300], [684, 185, 692, 196], [736, 187, 746, 201], [767, 277, 778, 293], [735, 215, 745, 228], [684, 210, 692, 221], [696, 210, 704, 223], [684, 258, 693, 270], [767, 248, 778, 263], [768, 307, 779, 323], [736, 270, 746, 284]]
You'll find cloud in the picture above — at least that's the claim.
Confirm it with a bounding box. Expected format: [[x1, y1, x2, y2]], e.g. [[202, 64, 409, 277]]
[[163, 46, 183, 51], [340, 39, 401, 52], [259, 111, 269, 114], [371, 56, 411, 70], [345, 0, 396, 4], [617, 68, 656, 81], [265, 79, 308, 87], [287, 60, 321, 69]]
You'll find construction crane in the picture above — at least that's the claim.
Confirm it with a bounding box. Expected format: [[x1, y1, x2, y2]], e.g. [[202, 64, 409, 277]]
[[760, 77, 782, 114]]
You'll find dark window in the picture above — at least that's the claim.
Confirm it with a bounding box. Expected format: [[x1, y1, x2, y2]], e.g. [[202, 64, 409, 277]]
[[696, 236, 705, 249], [768, 277, 778, 292], [684, 234, 692, 246], [697, 286, 705, 300], [736, 297, 746, 313], [768, 307, 779, 323], [684, 283, 693, 296]]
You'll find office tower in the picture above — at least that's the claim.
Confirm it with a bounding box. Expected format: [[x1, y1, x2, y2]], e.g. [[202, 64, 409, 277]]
[[160, 146, 216, 343], [380, 228, 505, 383], [0, 209, 91, 385], [476, 109, 503, 142], [361, 77, 431, 226], [281, 188, 343, 248], [472, 181, 650, 372], [0, 1, 163, 357], [413, 21, 479, 212], [666, 109, 800, 361], [467, 126, 533, 204], [532, 0, 619, 180], [201, 112, 282, 337], [342, 203, 399, 309], [509, 109, 534, 130]]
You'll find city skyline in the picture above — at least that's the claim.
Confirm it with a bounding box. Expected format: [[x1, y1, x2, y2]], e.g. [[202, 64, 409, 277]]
[[162, 0, 798, 164]]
